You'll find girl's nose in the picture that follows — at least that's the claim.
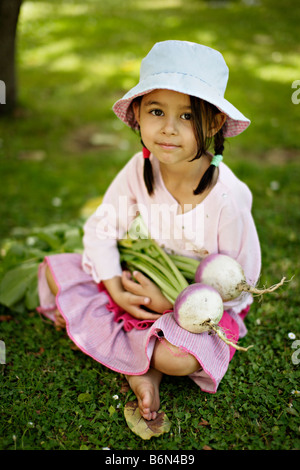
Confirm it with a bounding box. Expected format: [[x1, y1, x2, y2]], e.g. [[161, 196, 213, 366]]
[[161, 116, 178, 135]]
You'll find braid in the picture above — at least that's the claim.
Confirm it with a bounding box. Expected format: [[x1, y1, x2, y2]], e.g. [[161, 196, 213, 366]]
[[214, 126, 225, 156], [193, 165, 215, 195], [143, 156, 154, 195], [193, 126, 225, 195]]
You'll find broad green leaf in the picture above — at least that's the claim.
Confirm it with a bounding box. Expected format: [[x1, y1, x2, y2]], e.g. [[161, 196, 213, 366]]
[[31, 223, 72, 236], [124, 401, 171, 440], [30, 231, 61, 250], [77, 392, 92, 403], [62, 227, 83, 251], [0, 263, 38, 308], [25, 275, 39, 310]]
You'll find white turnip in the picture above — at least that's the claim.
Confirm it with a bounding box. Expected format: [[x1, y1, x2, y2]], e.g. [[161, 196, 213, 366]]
[[173, 283, 223, 334], [195, 253, 286, 302], [173, 283, 252, 351]]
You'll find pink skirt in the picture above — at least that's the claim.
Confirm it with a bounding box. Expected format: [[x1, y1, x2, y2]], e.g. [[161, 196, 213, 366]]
[[37, 253, 250, 393]]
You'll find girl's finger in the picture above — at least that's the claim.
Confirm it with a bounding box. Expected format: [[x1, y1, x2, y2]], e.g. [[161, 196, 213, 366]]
[[130, 305, 161, 321], [128, 294, 162, 319], [130, 293, 151, 306], [122, 270, 131, 279], [133, 270, 148, 286], [122, 272, 142, 294]]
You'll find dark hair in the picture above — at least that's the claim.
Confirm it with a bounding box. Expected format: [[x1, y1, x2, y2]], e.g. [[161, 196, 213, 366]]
[[190, 96, 225, 195], [128, 95, 225, 196]]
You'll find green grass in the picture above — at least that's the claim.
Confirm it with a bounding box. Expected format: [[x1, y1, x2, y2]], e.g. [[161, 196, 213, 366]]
[[0, 0, 300, 451]]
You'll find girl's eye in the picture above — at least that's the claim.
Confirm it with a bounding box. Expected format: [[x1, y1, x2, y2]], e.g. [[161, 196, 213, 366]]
[[150, 109, 164, 117], [181, 113, 192, 120]]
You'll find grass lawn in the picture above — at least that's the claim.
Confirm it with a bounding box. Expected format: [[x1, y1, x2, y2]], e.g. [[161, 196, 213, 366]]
[[0, 0, 299, 451]]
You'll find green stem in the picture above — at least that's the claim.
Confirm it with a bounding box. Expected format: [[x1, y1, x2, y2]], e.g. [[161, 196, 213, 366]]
[[169, 253, 199, 271], [124, 258, 178, 303], [176, 270, 195, 282], [169, 258, 197, 277], [148, 241, 189, 291], [119, 247, 186, 292], [118, 217, 197, 303]]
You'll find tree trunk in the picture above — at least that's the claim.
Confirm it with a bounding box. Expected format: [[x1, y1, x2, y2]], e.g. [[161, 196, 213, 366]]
[[0, 0, 23, 116]]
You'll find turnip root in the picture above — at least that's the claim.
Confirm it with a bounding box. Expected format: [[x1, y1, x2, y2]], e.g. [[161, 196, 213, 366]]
[[195, 254, 286, 302], [173, 284, 223, 334], [173, 283, 252, 351]]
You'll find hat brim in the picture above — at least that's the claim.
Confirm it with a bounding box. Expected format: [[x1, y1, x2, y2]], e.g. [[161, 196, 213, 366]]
[[112, 72, 250, 137]]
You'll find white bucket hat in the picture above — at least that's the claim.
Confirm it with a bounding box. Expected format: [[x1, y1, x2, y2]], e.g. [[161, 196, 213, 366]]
[[113, 40, 250, 138]]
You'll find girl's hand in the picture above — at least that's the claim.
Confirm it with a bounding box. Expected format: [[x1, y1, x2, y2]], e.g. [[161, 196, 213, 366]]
[[121, 270, 173, 315], [112, 287, 161, 321]]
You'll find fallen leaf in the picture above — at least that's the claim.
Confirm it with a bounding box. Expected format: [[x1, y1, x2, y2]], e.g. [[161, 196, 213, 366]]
[[0, 315, 13, 322], [202, 445, 212, 450], [124, 401, 171, 440], [286, 406, 298, 416], [120, 380, 130, 394], [77, 392, 92, 403], [32, 347, 45, 356], [198, 418, 209, 426]]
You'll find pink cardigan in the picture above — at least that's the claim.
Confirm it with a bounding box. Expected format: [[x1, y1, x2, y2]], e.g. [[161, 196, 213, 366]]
[[82, 152, 261, 315]]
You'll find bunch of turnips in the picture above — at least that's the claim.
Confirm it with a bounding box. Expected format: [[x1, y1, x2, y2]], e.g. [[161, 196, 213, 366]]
[[174, 253, 286, 351], [119, 216, 287, 352]]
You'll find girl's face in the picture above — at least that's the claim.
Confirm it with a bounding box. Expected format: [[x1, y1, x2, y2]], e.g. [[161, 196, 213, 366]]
[[133, 89, 199, 166]]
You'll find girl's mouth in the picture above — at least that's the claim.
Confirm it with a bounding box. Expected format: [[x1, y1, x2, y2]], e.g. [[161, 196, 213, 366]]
[[157, 142, 180, 150]]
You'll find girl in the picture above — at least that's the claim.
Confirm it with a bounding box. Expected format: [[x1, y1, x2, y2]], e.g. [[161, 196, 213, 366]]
[[38, 41, 261, 421]]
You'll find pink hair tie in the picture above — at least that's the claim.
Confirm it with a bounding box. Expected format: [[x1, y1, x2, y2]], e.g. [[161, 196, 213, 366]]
[[143, 147, 150, 159]]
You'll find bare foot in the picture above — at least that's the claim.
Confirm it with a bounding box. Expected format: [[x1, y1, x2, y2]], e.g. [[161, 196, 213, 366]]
[[125, 368, 163, 420]]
